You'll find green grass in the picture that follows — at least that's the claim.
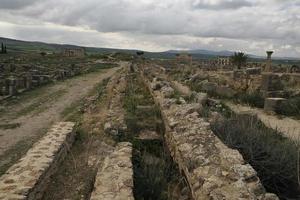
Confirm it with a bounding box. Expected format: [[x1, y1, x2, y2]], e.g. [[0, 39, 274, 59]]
[[211, 115, 300, 199], [275, 97, 300, 118], [234, 90, 265, 108]]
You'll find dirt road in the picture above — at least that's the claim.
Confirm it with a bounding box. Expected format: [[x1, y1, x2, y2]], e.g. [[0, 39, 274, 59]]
[[0, 66, 120, 159]]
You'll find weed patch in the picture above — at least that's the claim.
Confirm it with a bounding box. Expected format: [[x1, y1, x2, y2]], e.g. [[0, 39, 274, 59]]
[[211, 115, 300, 199]]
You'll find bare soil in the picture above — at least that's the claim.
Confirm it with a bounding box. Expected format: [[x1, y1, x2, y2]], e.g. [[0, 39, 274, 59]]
[[0, 66, 120, 174]]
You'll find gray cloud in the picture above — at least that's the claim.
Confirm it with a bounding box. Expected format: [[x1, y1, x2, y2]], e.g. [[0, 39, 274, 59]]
[[0, 0, 299, 57], [0, 0, 40, 9], [191, 0, 253, 10]]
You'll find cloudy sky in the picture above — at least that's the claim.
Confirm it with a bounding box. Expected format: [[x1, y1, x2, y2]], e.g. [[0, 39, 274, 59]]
[[0, 0, 299, 57]]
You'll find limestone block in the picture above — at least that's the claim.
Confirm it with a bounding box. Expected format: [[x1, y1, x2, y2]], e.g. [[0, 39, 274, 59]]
[[0, 122, 75, 200], [264, 98, 287, 112], [90, 142, 134, 200]]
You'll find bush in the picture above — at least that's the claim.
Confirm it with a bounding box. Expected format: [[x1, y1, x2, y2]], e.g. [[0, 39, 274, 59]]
[[211, 115, 300, 199], [235, 90, 265, 108], [276, 97, 300, 117]]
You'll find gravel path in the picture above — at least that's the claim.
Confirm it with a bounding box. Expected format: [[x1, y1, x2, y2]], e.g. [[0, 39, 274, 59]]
[[0, 67, 120, 157]]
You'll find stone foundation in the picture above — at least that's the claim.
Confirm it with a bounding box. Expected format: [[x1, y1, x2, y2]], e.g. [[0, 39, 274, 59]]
[[0, 122, 75, 200], [90, 142, 134, 200], [145, 75, 278, 200], [104, 72, 127, 136]]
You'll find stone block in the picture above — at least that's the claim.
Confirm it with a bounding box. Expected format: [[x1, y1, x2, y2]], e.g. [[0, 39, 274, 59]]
[[90, 142, 134, 200], [0, 122, 75, 200], [264, 98, 287, 112]]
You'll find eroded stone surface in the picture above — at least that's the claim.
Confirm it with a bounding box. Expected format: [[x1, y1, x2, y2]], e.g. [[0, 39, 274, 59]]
[[146, 76, 278, 200], [90, 142, 134, 200], [0, 122, 75, 200], [104, 72, 127, 136]]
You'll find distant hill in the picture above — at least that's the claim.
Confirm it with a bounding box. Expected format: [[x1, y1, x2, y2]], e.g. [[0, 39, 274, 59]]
[[0, 37, 299, 62]]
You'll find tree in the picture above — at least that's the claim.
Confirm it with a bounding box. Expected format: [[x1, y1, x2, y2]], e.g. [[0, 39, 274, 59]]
[[230, 52, 248, 69], [1, 43, 4, 54]]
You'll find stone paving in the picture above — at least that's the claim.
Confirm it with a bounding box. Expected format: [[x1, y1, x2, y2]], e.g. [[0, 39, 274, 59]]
[[147, 76, 278, 200], [90, 142, 134, 200], [0, 122, 75, 200]]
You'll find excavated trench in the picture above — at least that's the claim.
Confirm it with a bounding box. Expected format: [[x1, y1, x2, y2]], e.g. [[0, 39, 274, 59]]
[[202, 100, 300, 200], [122, 72, 192, 200]]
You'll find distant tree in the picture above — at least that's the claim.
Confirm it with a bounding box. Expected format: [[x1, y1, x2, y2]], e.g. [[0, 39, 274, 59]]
[[230, 52, 248, 69], [40, 52, 47, 56], [4, 44, 7, 53], [1, 43, 4, 54], [136, 51, 144, 56]]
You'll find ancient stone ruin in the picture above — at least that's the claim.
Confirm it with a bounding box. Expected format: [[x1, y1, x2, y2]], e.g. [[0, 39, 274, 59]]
[[0, 122, 75, 200]]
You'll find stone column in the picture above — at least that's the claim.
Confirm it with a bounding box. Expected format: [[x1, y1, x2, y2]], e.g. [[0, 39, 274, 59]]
[[25, 73, 32, 89], [265, 51, 273, 72], [0, 78, 4, 96], [7, 76, 17, 96]]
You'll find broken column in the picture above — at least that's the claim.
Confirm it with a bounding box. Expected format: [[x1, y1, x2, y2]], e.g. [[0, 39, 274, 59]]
[[25, 73, 32, 89], [265, 51, 273, 72], [0, 77, 4, 96], [7, 76, 17, 96]]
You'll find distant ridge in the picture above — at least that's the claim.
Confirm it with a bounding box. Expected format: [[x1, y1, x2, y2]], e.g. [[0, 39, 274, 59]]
[[0, 36, 299, 61]]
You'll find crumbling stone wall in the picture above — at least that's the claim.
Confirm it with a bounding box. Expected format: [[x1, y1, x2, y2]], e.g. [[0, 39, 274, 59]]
[[145, 75, 278, 200], [90, 142, 134, 200], [104, 71, 127, 136], [0, 122, 75, 200]]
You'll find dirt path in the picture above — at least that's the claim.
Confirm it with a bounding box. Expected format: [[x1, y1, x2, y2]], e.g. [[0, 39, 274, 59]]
[[0, 66, 120, 158], [225, 101, 300, 141], [42, 67, 128, 200]]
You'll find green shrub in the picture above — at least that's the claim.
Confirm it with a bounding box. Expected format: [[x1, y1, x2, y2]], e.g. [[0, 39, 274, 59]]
[[235, 90, 265, 108], [211, 115, 300, 199], [276, 97, 300, 117]]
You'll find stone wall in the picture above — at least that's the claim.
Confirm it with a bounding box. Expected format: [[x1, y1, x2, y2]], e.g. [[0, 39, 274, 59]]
[[104, 71, 127, 136], [145, 75, 278, 200], [90, 142, 134, 200], [0, 122, 75, 200]]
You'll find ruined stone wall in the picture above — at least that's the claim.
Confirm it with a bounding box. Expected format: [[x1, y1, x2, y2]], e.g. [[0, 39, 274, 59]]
[[144, 74, 278, 200], [0, 122, 75, 200], [104, 70, 127, 136], [90, 142, 134, 200]]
